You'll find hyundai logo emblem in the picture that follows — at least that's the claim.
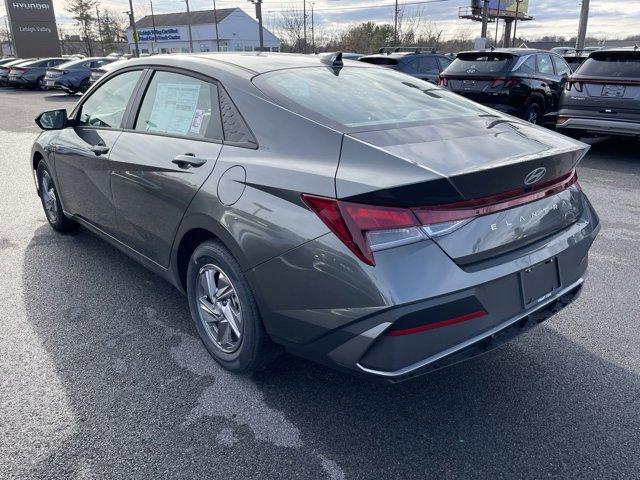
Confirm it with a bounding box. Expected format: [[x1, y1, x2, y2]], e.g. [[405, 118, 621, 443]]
[[524, 167, 547, 185]]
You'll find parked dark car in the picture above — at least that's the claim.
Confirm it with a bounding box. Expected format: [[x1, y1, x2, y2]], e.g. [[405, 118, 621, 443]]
[[89, 59, 129, 85], [8, 58, 67, 89], [557, 48, 640, 138], [439, 48, 573, 125], [30, 53, 599, 382], [359, 47, 453, 83], [0, 58, 32, 86], [44, 57, 116, 93]]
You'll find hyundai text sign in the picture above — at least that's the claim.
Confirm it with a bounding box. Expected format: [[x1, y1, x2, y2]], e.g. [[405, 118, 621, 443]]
[[6, 0, 61, 57]]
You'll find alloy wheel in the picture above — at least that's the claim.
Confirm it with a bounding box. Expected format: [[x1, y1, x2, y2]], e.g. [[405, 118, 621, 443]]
[[40, 170, 58, 224], [527, 106, 539, 125], [196, 264, 243, 353]]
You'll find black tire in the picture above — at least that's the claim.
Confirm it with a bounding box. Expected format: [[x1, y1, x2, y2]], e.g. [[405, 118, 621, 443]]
[[36, 161, 79, 233], [187, 240, 280, 373], [524, 101, 542, 125], [36, 76, 46, 90], [79, 79, 90, 93]]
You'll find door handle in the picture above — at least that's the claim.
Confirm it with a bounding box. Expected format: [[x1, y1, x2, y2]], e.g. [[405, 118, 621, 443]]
[[172, 154, 207, 169], [89, 144, 109, 155]]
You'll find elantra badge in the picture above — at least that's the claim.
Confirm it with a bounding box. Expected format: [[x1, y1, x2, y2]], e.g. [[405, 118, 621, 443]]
[[524, 167, 546, 185]]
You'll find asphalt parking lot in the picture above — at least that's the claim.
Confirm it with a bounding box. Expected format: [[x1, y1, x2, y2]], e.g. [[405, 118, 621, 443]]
[[0, 88, 638, 480]]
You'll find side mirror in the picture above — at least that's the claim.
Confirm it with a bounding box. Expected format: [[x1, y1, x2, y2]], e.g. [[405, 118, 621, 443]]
[[35, 109, 69, 130]]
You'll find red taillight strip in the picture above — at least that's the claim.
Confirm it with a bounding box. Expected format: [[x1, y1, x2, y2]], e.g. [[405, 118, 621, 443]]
[[413, 170, 578, 224], [387, 309, 488, 336]]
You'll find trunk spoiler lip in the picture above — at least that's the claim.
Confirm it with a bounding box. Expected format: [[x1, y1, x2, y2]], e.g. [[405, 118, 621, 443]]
[[411, 170, 578, 224], [568, 75, 640, 86]]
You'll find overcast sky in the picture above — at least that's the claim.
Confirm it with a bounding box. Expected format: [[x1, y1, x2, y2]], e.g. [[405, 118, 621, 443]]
[[19, 0, 640, 41]]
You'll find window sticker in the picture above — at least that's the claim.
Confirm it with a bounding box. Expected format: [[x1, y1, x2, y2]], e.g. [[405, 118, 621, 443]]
[[146, 83, 201, 135], [190, 109, 205, 134]]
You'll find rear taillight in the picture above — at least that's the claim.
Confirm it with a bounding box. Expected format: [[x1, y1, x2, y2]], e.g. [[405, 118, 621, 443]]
[[438, 76, 448, 87], [490, 77, 520, 88], [301, 194, 423, 265], [302, 171, 578, 266]]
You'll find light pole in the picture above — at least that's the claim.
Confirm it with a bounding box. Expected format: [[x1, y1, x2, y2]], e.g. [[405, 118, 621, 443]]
[[150, 0, 158, 54], [311, 2, 314, 53], [303, 0, 307, 54], [185, 0, 194, 52], [494, 0, 501, 47], [512, 0, 521, 47], [480, 0, 489, 40], [576, 0, 590, 51], [248, 0, 264, 52], [213, 0, 220, 51], [394, 0, 398, 44], [125, 3, 139, 57]]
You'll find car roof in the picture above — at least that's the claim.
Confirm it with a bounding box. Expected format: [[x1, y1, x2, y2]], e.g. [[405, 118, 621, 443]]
[[125, 52, 367, 75]]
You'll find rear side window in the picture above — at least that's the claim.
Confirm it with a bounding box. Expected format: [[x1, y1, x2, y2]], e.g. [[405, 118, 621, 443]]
[[358, 57, 399, 66], [438, 56, 452, 71], [577, 52, 640, 78], [517, 55, 537, 74], [537, 54, 554, 75], [444, 52, 515, 75], [135, 71, 223, 141], [78, 70, 142, 128], [417, 56, 439, 75], [551, 55, 572, 76]]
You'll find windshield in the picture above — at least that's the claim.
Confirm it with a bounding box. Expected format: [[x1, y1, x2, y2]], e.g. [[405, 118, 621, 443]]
[[576, 52, 640, 78], [444, 52, 515, 75], [253, 66, 492, 130]]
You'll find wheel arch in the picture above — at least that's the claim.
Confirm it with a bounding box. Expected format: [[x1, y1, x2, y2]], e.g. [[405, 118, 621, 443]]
[[527, 91, 546, 112], [172, 218, 251, 294]]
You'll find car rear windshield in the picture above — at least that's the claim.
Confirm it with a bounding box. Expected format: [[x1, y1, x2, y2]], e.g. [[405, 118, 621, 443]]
[[444, 52, 515, 75], [576, 52, 640, 78], [358, 57, 399, 66], [253, 66, 491, 130]]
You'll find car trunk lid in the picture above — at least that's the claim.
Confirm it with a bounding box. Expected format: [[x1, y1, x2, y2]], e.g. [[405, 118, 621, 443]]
[[336, 116, 589, 264]]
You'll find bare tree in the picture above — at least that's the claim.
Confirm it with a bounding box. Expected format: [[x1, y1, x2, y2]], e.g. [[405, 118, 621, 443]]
[[275, 4, 305, 52], [64, 0, 98, 55]]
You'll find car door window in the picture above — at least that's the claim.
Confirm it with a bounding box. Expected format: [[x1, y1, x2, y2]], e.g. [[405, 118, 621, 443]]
[[134, 71, 223, 141], [78, 70, 142, 128], [537, 54, 554, 75], [418, 57, 440, 75], [552, 55, 572, 77]]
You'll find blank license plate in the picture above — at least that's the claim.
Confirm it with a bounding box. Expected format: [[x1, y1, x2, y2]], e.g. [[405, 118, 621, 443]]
[[602, 84, 625, 97], [520, 258, 560, 308]]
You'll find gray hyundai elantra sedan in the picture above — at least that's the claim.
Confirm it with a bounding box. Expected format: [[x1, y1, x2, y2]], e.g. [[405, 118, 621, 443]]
[[31, 52, 600, 382]]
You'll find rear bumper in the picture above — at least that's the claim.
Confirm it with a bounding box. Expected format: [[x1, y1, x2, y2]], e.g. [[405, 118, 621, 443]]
[[252, 198, 600, 382], [557, 114, 640, 136], [356, 278, 584, 381]]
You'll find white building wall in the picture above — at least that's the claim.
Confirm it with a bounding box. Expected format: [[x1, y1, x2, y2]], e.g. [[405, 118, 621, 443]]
[[126, 8, 280, 55]]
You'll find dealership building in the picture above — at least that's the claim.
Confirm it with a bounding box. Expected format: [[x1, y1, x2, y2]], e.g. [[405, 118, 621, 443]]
[[125, 8, 280, 55]]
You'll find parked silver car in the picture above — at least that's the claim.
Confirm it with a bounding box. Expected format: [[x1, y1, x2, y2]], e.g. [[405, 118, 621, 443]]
[[30, 53, 599, 381]]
